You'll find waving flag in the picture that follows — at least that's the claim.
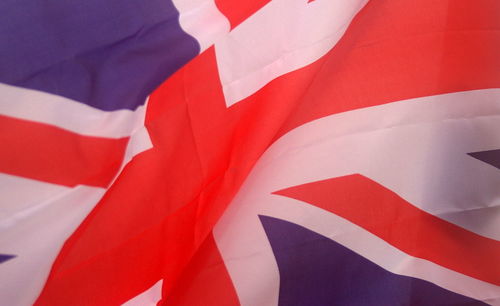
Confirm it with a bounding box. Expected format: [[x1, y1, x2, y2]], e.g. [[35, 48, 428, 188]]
[[1, 0, 499, 305]]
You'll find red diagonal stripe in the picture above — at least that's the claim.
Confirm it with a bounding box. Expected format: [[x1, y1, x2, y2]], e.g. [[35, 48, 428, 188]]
[[0, 115, 128, 187], [215, 0, 271, 29], [162, 233, 239, 305], [275, 174, 500, 285]]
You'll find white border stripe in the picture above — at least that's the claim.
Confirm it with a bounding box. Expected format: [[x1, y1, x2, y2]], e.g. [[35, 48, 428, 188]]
[[172, 0, 230, 52], [122, 280, 163, 306], [0, 83, 146, 138], [214, 0, 368, 106]]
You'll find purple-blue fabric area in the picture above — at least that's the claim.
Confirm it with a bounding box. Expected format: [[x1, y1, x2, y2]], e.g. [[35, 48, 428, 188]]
[[260, 215, 484, 306], [0, 0, 199, 111]]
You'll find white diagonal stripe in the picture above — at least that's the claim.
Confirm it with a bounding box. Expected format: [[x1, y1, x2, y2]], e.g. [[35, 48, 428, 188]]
[[215, 0, 368, 106], [0, 83, 146, 138]]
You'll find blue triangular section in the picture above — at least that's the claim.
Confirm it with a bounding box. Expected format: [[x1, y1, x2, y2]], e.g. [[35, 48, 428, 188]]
[[0, 254, 16, 264], [259, 215, 485, 306], [0, 0, 200, 111], [469, 149, 500, 170]]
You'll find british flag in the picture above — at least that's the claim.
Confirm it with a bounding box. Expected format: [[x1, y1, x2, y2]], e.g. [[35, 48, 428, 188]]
[[0, 0, 499, 305]]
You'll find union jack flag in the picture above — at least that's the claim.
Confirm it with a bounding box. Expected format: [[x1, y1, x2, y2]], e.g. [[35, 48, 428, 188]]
[[0, 0, 499, 305]]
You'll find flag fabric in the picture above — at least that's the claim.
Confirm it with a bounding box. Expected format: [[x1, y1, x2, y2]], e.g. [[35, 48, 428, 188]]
[[1, 0, 499, 305]]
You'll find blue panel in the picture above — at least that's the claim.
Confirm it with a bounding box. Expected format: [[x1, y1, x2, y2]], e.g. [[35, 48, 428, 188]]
[[0, 0, 200, 111], [0, 254, 15, 264], [259, 215, 485, 306], [469, 149, 500, 170]]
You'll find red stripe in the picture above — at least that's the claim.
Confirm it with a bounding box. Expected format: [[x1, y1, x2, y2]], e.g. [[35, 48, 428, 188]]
[[161, 233, 239, 305], [275, 174, 500, 285], [35, 190, 199, 305], [0, 115, 127, 187], [215, 0, 271, 29]]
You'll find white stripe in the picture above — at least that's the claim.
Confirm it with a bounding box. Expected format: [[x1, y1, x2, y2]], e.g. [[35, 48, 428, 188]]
[[122, 126, 153, 165], [173, 0, 230, 52], [0, 83, 146, 138], [214, 0, 368, 106], [0, 174, 69, 226], [122, 280, 163, 306], [0, 185, 106, 306], [214, 89, 500, 306]]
